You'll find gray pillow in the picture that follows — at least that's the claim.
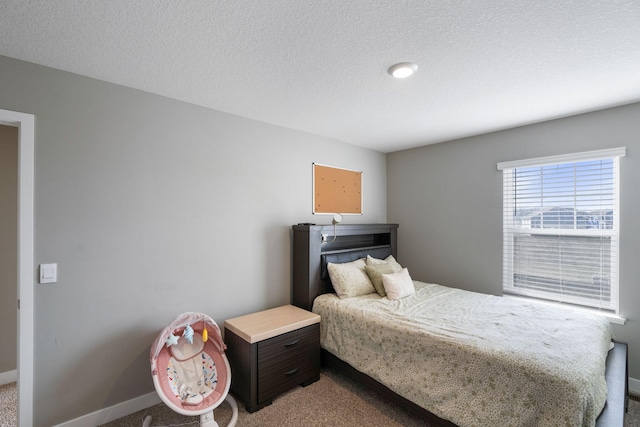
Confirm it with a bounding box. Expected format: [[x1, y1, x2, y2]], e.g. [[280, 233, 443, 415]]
[[365, 259, 402, 296]]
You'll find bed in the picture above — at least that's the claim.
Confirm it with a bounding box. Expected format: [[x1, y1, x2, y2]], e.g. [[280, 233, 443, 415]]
[[292, 223, 628, 427]]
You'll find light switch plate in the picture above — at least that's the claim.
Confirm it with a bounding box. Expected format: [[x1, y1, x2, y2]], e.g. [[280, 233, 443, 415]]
[[39, 263, 57, 283]]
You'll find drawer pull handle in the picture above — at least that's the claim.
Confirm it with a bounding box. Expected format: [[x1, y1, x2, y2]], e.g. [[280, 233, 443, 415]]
[[284, 340, 299, 348], [285, 368, 299, 376]]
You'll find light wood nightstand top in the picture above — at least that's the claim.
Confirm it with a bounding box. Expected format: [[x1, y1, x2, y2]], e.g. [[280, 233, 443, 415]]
[[224, 304, 320, 344]]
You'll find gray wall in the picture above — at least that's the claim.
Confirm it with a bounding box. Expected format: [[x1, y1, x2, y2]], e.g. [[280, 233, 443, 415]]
[[387, 102, 640, 380], [0, 124, 18, 375], [0, 55, 387, 426]]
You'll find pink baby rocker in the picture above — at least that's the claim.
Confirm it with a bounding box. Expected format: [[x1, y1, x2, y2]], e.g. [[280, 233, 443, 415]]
[[145, 312, 238, 427]]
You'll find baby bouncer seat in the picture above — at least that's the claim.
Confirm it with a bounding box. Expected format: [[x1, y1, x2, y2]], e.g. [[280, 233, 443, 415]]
[[145, 312, 238, 427]]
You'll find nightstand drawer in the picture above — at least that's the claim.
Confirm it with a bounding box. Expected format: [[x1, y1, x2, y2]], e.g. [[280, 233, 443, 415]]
[[258, 324, 319, 369], [257, 324, 320, 401]]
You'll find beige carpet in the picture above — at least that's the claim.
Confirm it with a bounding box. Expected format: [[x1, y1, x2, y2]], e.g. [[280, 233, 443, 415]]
[[101, 367, 640, 427], [101, 368, 427, 427], [1, 374, 639, 426], [0, 382, 17, 427]]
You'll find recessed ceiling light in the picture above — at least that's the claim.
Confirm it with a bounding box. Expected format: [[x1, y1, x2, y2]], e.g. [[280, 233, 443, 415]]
[[388, 62, 418, 79]]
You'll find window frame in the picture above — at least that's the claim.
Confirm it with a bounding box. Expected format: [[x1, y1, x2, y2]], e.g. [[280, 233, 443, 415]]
[[498, 147, 625, 314]]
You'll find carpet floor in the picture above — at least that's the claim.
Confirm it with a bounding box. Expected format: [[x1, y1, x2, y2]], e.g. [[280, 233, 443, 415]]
[[102, 367, 640, 427], [0, 382, 17, 427], [100, 368, 427, 427], [1, 372, 639, 426]]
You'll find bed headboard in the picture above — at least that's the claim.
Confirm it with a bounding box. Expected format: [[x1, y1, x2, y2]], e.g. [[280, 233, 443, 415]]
[[292, 223, 399, 311]]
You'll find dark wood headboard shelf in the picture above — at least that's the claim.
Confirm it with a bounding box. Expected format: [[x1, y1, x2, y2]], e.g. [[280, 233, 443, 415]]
[[322, 244, 391, 255], [292, 224, 398, 310]]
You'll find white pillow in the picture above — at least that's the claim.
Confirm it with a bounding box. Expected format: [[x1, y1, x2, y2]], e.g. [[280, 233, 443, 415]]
[[382, 268, 415, 300], [366, 254, 402, 271], [327, 259, 375, 298]]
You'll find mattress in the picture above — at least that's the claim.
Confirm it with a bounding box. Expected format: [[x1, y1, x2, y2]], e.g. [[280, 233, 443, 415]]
[[312, 281, 613, 427]]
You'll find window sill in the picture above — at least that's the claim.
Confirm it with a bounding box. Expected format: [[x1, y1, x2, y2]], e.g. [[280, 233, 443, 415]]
[[503, 294, 626, 325]]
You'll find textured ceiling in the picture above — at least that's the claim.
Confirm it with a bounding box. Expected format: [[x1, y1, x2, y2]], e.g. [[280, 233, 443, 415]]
[[1, 1, 639, 153]]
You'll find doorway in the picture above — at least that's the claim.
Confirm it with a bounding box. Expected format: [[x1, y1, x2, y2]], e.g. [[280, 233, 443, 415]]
[[0, 125, 18, 425], [0, 109, 34, 427]]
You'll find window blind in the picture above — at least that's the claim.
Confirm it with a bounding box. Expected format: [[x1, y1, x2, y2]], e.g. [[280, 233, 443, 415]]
[[498, 148, 625, 313]]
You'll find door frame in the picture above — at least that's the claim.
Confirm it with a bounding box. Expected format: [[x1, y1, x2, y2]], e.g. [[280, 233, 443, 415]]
[[0, 109, 34, 427]]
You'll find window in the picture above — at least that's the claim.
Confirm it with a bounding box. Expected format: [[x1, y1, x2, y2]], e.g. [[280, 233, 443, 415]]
[[498, 148, 625, 313]]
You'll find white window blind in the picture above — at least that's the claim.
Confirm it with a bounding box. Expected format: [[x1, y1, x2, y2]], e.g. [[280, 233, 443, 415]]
[[498, 148, 625, 313]]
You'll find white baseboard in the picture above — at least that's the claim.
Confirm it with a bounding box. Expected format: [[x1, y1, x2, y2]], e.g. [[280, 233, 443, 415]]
[[630, 377, 640, 396], [53, 392, 161, 427], [0, 370, 17, 386]]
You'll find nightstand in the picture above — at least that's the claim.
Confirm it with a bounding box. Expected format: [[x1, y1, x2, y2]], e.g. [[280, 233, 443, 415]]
[[224, 304, 321, 412]]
